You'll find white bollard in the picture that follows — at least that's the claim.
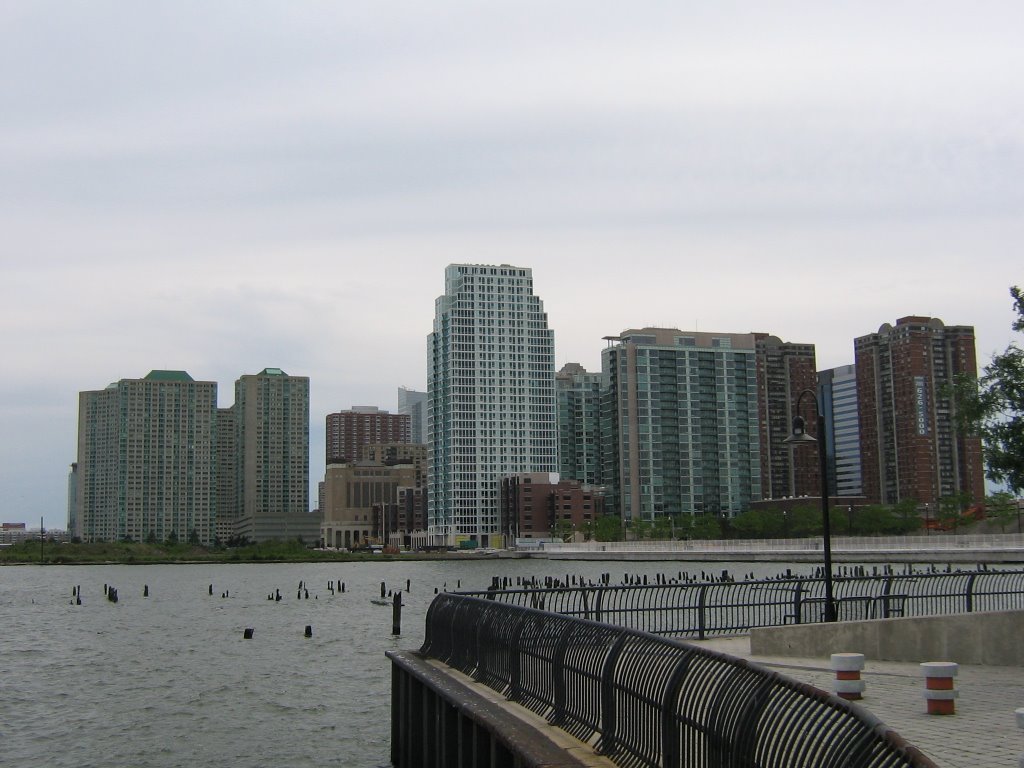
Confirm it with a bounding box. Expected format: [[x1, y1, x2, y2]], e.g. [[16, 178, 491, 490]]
[[921, 662, 958, 715], [830, 653, 866, 700], [1016, 707, 1024, 768]]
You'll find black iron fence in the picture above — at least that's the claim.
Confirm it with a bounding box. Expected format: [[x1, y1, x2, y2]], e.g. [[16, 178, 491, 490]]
[[421, 593, 937, 768], [459, 568, 1024, 639]]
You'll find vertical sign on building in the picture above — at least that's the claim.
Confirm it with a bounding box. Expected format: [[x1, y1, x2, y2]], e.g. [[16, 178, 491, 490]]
[[914, 376, 930, 436]]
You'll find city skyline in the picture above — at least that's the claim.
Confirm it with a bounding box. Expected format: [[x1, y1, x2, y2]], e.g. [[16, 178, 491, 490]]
[[2, 4, 1022, 529]]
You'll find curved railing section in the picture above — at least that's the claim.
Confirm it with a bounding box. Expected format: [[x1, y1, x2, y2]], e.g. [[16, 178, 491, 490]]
[[421, 593, 938, 768], [460, 568, 1024, 638]]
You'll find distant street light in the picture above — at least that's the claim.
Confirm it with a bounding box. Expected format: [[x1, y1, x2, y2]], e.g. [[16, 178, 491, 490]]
[[783, 389, 837, 622]]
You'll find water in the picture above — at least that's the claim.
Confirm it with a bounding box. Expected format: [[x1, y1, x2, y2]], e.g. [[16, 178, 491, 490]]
[[0, 558, 829, 767]]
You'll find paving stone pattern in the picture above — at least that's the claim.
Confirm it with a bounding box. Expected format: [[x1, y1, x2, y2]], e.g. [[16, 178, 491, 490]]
[[695, 636, 1024, 768]]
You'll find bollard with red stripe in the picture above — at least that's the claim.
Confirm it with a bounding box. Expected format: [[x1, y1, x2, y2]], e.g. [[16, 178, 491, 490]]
[[830, 653, 866, 701], [921, 662, 958, 715], [1016, 707, 1024, 768]]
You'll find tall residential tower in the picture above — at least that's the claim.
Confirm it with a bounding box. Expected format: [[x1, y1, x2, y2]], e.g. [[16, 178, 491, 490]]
[[754, 334, 820, 500], [75, 370, 217, 543], [427, 264, 557, 543], [818, 364, 863, 498], [233, 368, 311, 542], [855, 317, 984, 506], [326, 406, 411, 464], [555, 363, 607, 486], [601, 329, 762, 523]]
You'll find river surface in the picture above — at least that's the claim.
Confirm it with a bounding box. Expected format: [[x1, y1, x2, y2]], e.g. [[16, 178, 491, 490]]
[[0, 558, 872, 767]]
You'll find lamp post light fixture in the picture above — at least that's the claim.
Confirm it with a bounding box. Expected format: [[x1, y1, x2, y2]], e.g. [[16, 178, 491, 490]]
[[783, 388, 837, 622]]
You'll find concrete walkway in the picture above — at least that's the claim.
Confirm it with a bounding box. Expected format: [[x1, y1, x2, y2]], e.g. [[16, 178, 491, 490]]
[[693, 636, 1024, 768]]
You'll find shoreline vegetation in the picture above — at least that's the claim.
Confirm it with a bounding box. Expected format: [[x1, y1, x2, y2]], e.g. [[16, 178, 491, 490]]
[[0, 540, 463, 566]]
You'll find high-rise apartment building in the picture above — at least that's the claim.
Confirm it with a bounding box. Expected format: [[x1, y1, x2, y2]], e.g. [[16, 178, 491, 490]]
[[427, 264, 557, 542], [555, 363, 607, 486], [601, 329, 762, 522], [326, 406, 411, 464], [75, 367, 313, 546], [818, 365, 863, 497], [855, 317, 985, 506], [234, 368, 312, 542], [75, 370, 217, 543], [215, 405, 238, 542], [754, 334, 820, 500], [397, 388, 428, 444], [66, 463, 78, 537]]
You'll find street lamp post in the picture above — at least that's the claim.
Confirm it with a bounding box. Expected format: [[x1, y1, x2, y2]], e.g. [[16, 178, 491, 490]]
[[783, 389, 837, 622]]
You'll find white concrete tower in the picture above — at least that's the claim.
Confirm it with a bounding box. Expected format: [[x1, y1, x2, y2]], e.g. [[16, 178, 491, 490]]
[[427, 264, 557, 544]]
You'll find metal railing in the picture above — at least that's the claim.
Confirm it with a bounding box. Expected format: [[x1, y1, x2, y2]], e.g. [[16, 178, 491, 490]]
[[539, 532, 1024, 554], [460, 568, 1024, 638], [421, 593, 938, 768]]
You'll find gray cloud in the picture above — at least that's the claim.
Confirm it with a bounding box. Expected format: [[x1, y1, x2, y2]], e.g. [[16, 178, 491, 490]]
[[2, 1, 1022, 527]]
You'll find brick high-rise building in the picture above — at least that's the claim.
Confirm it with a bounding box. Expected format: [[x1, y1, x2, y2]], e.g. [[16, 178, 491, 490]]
[[855, 317, 985, 506], [754, 334, 820, 500], [325, 406, 411, 465]]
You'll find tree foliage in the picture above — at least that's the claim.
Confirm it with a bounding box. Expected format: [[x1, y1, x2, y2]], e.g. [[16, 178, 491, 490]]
[[985, 491, 1020, 534], [593, 515, 622, 542], [952, 286, 1024, 493]]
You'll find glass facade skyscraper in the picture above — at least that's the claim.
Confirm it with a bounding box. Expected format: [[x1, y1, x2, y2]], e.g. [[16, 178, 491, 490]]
[[555, 363, 607, 486], [818, 364, 863, 497], [601, 329, 761, 522], [427, 264, 556, 542]]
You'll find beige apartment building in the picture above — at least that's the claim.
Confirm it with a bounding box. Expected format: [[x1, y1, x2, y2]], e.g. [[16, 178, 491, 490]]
[[76, 370, 218, 543], [75, 367, 313, 545]]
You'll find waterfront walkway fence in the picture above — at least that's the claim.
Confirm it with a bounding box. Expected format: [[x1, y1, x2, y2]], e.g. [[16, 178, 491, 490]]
[[461, 569, 1024, 639], [417, 593, 937, 768], [539, 532, 1024, 556]]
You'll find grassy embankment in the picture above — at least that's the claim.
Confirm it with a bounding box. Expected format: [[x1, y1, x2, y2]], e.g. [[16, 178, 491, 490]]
[[0, 540, 428, 565]]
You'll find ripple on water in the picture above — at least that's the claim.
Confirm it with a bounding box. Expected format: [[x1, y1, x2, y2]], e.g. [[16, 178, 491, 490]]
[[5, 558, 826, 767]]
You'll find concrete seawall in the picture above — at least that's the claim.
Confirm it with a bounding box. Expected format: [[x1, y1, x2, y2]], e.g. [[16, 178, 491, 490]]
[[750, 610, 1024, 666]]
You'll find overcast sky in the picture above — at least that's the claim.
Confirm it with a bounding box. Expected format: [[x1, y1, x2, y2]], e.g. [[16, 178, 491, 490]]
[[2, 2, 1021, 530]]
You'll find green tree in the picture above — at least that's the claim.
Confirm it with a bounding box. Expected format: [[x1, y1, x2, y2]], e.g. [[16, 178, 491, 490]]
[[892, 500, 923, 534], [550, 517, 572, 542], [788, 505, 822, 537], [687, 513, 723, 540], [731, 509, 785, 539], [938, 492, 976, 534], [984, 491, 1019, 534], [594, 515, 622, 542], [630, 519, 653, 541], [951, 286, 1024, 494]]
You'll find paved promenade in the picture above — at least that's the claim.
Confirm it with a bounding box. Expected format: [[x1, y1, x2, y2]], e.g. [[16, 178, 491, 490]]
[[694, 636, 1024, 768]]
